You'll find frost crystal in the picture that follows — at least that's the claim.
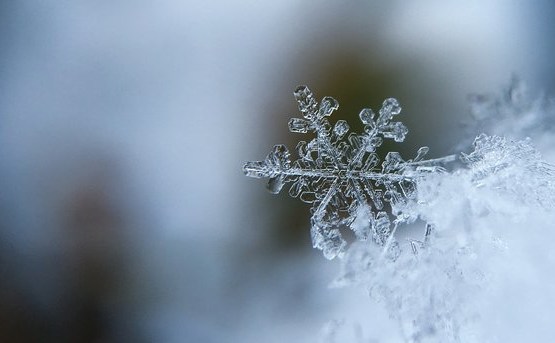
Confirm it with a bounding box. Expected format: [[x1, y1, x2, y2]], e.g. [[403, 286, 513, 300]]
[[461, 134, 555, 207], [243, 86, 455, 259], [328, 134, 555, 342]]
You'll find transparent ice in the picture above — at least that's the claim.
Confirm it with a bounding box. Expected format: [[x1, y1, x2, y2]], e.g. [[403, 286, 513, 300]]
[[244, 85, 555, 342], [243, 86, 456, 259], [331, 134, 555, 343]]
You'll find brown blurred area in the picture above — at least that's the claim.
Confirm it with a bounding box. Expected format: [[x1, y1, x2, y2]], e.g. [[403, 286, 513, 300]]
[[0, 159, 135, 342]]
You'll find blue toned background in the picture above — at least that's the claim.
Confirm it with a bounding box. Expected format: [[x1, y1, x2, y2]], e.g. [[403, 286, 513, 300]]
[[0, 1, 554, 342]]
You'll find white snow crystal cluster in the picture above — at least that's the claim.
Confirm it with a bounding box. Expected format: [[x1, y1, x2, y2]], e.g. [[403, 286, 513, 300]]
[[244, 84, 555, 342]]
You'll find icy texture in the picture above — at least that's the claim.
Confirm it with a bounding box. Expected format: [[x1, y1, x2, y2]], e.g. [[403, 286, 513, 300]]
[[244, 86, 455, 259], [245, 83, 555, 343], [461, 134, 555, 206], [333, 134, 555, 342]]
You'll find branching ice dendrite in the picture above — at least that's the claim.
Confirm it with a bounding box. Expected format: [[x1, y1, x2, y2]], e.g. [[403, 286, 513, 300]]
[[243, 86, 456, 259]]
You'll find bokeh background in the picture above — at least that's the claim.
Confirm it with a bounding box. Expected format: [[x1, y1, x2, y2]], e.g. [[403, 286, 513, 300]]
[[0, 1, 554, 342]]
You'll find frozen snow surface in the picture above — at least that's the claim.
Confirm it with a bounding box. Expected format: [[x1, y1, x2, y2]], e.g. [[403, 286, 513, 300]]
[[245, 84, 555, 342]]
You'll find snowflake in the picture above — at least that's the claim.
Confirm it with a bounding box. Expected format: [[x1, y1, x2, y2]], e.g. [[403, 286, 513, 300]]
[[243, 86, 455, 259]]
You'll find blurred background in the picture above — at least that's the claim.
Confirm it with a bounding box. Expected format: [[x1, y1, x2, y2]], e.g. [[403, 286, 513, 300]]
[[0, 1, 554, 342]]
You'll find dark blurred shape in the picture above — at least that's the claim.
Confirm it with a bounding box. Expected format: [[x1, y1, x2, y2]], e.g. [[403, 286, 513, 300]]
[[60, 167, 126, 342], [0, 159, 135, 342]]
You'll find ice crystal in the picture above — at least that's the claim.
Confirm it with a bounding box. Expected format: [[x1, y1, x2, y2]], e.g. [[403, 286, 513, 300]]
[[461, 134, 555, 208], [333, 133, 555, 342], [243, 86, 455, 259], [244, 83, 555, 342], [327, 134, 555, 342]]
